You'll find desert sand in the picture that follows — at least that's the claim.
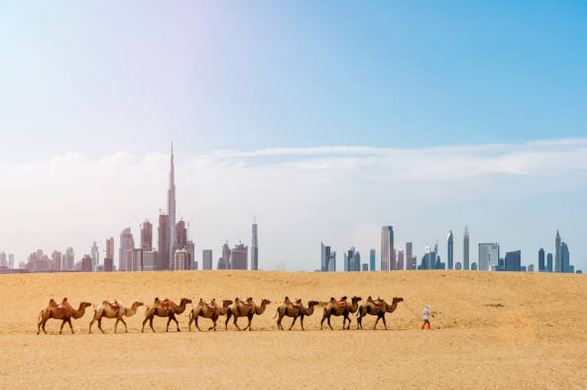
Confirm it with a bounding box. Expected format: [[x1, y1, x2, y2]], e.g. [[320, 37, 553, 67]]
[[0, 270, 585, 389]]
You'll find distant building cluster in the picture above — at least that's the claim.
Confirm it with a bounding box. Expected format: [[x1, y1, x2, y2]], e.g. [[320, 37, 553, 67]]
[[1, 145, 260, 274], [318, 226, 581, 274]]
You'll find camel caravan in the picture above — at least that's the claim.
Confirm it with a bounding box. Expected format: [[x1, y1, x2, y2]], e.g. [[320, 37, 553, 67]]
[[36, 295, 403, 335]]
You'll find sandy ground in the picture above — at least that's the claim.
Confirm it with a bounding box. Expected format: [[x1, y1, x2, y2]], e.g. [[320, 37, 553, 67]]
[[0, 270, 585, 389]]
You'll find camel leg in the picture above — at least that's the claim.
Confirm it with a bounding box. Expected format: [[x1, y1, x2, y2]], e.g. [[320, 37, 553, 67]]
[[209, 318, 216, 331], [114, 318, 119, 333], [300, 315, 305, 331], [225, 312, 231, 330], [149, 317, 155, 332], [320, 313, 327, 330], [42, 317, 48, 334], [141, 316, 148, 332], [233, 315, 241, 331], [277, 313, 283, 330], [195, 316, 202, 332], [247, 314, 254, 331], [288, 316, 298, 331], [166, 316, 172, 332], [357, 313, 363, 330], [172, 315, 180, 332], [67, 318, 74, 334], [98, 316, 106, 334], [59, 319, 66, 335], [382, 314, 387, 330], [120, 317, 128, 333], [89, 318, 95, 334], [373, 316, 380, 330], [327, 315, 333, 330]]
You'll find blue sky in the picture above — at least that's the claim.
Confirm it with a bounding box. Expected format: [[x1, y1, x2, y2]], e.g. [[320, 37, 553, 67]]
[[0, 2, 586, 271]]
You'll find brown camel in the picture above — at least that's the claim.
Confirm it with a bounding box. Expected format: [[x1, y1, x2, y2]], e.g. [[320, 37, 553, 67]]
[[225, 297, 271, 331], [88, 300, 144, 334], [188, 298, 233, 331], [141, 297, 192, 332], [357, 296, 404, 330], [37, 298, 92, 335], [274, 296, 320, 331], [320, 296, 362, 330]]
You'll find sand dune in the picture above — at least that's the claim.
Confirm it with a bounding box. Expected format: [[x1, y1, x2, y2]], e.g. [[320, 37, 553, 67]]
[[0, 270, 585, 389]]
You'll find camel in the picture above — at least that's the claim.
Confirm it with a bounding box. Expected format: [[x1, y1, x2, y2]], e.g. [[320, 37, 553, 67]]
[[141, 297, 192, 332], [320, 296, 362, 330], [357, 296, 404, 330], [274, 297, 320, 331], [88, 300, 144, 334], [37, 298, 92, 335], [225, 297, 271, 331], [188, 298, 233, 331]]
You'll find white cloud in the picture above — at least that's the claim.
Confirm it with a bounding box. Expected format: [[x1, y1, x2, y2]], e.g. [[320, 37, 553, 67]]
[[1, 138, 586, 271]]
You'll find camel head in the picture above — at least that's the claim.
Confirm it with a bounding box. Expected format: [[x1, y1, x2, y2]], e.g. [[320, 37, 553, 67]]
[[261, 299, 271, 306], [80, 302, 92, 310], [222, 299, 233, 307], [132, 301, 144, 308], [392, 297, 404, 304], [180, 298, 193, 306], [308, 300, 320, 307], [351, 296, 362, 304]]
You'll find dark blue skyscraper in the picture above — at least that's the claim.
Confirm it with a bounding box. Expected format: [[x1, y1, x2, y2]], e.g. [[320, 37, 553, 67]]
[[538, 248, 545, 272], [369, 249, 376, 271], [505, 250, 521, 272], [447, 230, 454, 270], [547, 253, 553, 272]]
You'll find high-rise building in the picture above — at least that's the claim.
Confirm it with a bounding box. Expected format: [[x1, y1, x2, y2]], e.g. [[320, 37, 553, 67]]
[[397, 249, 404, 270], [538, 248, 545, 272], [504, 250, 522, 272], [561, 242, 570, 273], [168, 143, 176, 270], [141, 220, 153, 251], [63, 247, 75, 271], [546, 253, 553, 272], [104, 237, 114, 272], [142, 250, 158, 271], [186, 240, 195, 270], [8, 253, 15, 269], [405, 242, 416, 270], [478, 243, 499, 271], [51, 251, 62, 272], [554, 230, 562, 273], [217, 243, 232, 270], [128, 248, 143, 271], [158, 213, 170, 270], [231, 243, 248, 270], [381, 226, 394, 271], [320, 242, 336, 272], [447, 230, 454, 270], [344, 247, 361, 272], [251, 221, 259, 270], [369, 249, 376, 271], [203, 249, 213, 270], [173, 249, 190, 270], [463, 227, 470, 270], [91, 241, 99, 271], [176, 220, 187, 250], [81, 255, 92, 272], [0, 252, 6, 268], [119, 227, 135, 272]]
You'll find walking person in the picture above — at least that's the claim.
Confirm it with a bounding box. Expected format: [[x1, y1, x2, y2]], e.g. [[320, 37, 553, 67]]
[[421, 304, 432, 330]]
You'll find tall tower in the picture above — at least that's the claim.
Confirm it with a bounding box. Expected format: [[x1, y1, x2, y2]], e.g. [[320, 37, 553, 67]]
[[251, 220, 259, 270], [141, 220, 153, 251], [447, 230, 454, 270], [463, 226, 470, 271], [380, 226, 394, 271], [554, 230, 562, 273], [168, 142, 176, 267]]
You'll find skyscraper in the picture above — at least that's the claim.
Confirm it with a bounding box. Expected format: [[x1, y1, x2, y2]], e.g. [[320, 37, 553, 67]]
[[141, 220, 153, 251], [104, 237, 114, 272], [505, 250, 522, 272], [63, 247, 75, 271], [176, 220, 187, 250], [203, 249, 213, 270], [447, 230, 454, 270], [251, 221, 259, 270], [91, 241, 99, 271], [554, 230, 562, 273], [538, 248, 545, 272], [119, 228, 135, 272], [8, 253, 15, 269], [167, 143, 177, 270], [381, 226, 394, 271], [231, 243, 248, 270], [397, 249, 405, 270], [369, 249, 376, 271], [463, 226, 470, 270], [547, 253, 553, 272], [561, 242, 570, 273], [321, 242, 336, 272], [478, 243, 499, 271], [158, 213, 170, 270], [51, 251, 62, 272]]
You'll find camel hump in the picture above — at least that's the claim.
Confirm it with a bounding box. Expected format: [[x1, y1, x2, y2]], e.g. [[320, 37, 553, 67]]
[[49, 299, 57, 307]]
